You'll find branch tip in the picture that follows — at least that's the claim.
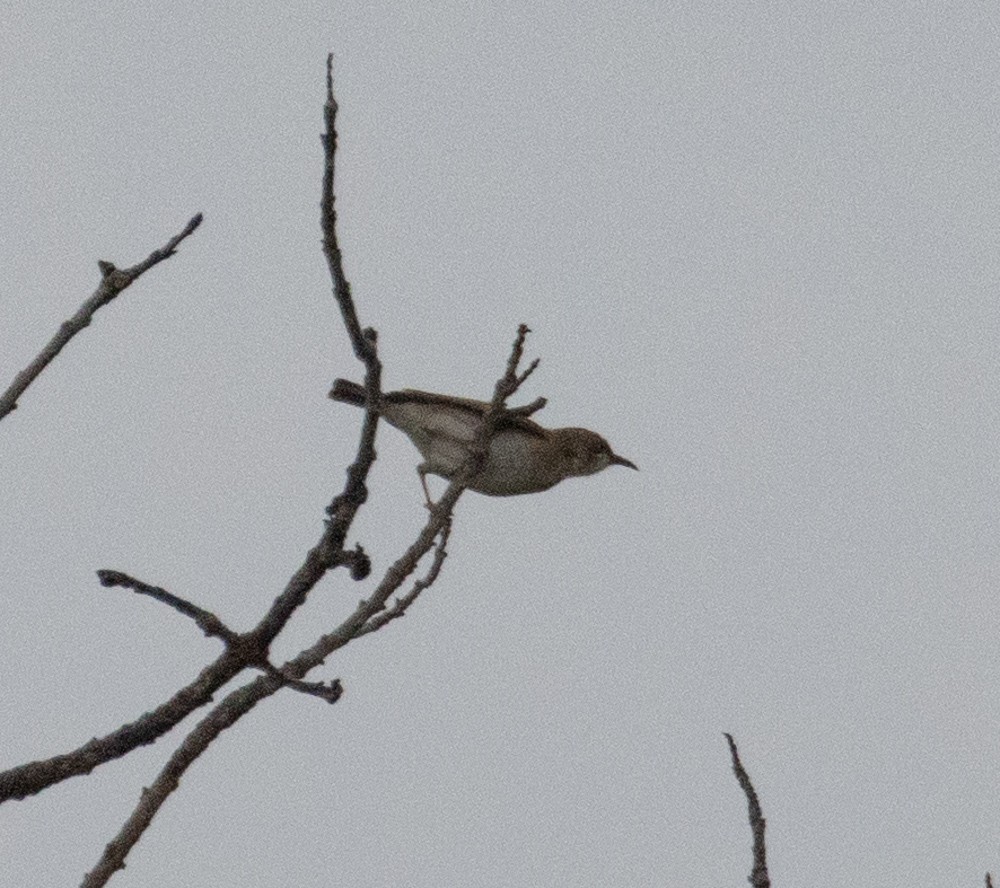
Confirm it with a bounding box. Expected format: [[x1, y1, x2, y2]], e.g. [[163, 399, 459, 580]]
[[96, 569, 242, 647], [0, 211, 204, 424], [507, 396, 547, 418], [725, 734, 770, 888]]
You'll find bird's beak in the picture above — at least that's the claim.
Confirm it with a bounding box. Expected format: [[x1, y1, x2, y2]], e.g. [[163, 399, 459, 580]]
[[610, 452, 638, 471]]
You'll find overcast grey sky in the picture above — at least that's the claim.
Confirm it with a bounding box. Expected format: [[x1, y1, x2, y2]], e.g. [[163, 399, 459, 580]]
[[2, 2, 999, 886]]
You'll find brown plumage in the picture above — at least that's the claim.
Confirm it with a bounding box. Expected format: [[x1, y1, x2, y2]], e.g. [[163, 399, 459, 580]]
[[329, 379, 637, 498]]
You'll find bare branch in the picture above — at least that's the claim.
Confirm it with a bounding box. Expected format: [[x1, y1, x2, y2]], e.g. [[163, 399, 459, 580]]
[[0, 651, 246, 803], [321, 54, 375, 369], [0, 569, 257, 804], [81, 324, 537, 881], [725, 733, 770, 888], [515, 356, 540, 387], [0, 214, 203, 422], [355, 516, 453, 637], [506, 396, 547, 418], [79, 662, 334, 887], [2, 59, 386, 807], [497, 324, 533, 400], [81, 672, 284, 888], [320, 51, 382, 576], [96, 570, 241, 646], [256, 662, 343, 704], [10, 60, 543, 882]]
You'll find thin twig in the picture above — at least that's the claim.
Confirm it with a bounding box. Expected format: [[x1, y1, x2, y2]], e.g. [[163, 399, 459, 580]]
[[725, 733, 770, 888], [256, 662, 343, 704], [318, 51, 382, 557], [515, 356, 540, 387], [0, 214, 203, 422], [321, 54, 374, 368], [355, 516, 453, 637], [506, 396, 547, 418], [96, 570, 241, 646]]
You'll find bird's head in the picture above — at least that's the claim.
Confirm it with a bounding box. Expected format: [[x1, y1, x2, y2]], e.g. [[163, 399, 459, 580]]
[[555, 428, 638, 478]]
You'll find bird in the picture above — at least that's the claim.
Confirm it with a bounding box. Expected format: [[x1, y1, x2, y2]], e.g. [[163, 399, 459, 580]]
[[329, 378, 637, 499]]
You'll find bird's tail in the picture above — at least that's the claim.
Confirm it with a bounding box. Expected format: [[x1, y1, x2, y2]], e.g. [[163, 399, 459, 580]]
[[328, 378, 367, 407]]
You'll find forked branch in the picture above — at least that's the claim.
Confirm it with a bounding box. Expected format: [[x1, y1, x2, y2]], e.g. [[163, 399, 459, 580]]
[[82, 321, 538, 885], [79, 59, 540, 886]]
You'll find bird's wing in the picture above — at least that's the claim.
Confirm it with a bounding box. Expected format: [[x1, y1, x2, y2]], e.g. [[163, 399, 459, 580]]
[[390, 389, 548, 438]]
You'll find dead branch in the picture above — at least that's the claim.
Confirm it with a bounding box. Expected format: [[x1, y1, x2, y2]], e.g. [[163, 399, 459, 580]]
[[0, 61, 383, 806], [355, 516, 453, 637], [725, 734, 770, 888], [77, 57, 545, 885], [82, 320, 538, 884], [96, 570, 242, 647], [0, 214, 202, 422]]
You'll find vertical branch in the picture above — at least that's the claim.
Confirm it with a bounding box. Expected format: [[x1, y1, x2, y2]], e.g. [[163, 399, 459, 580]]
[[321, 55, 376, 370], [451, 323, 538, 489], [319, 53, 383, 532], [725, 734, 770, 888]]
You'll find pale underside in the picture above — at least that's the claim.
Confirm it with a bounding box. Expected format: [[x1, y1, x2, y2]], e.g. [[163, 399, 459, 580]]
[[381, 399, 559, 496]]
